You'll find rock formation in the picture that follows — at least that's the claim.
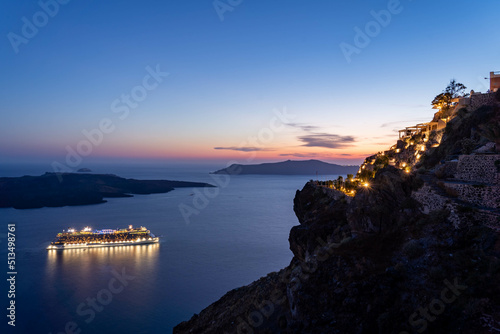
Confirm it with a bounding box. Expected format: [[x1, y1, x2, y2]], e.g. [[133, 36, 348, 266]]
[[174, 96, 500, 333]]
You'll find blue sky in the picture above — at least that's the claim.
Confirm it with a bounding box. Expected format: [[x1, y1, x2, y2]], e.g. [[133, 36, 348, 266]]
[[1, 0, 499, 167]]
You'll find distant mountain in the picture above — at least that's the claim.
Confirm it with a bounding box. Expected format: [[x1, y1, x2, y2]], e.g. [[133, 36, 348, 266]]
[[0, 173, 214, 209], [212, 160, 359, 175]]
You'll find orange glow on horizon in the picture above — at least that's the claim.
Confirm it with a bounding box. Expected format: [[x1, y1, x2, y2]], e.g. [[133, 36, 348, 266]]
[[4, 130, 396, 166]]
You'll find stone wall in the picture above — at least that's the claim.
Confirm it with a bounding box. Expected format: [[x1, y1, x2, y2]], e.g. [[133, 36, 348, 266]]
[[474, 210, 500, 232], [469, 92, 497, 110], [412, 184, 461, 228], [412, 184, 500, 228], [445, 182, 500, 209], [455, 154, 500, 184]]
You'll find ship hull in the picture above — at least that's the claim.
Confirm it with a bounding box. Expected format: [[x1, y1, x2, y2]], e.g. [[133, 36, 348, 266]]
[[47, 237, 159, 250]]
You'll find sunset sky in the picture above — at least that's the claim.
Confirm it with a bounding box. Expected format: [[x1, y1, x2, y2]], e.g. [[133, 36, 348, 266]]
[[1, 0, 499, 167]]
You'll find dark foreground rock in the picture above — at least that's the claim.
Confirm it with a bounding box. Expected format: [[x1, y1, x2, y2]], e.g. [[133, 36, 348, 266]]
[[0, 173, 214, 209], [174, 169, 500, 334], [175, 103, 500, 334]]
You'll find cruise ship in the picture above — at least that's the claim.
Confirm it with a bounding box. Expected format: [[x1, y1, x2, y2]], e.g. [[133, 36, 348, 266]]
[[46, 225, 159, 250]]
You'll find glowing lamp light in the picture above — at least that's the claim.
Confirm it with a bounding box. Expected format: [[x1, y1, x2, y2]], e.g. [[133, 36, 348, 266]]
[[364, 183, 369, 188]]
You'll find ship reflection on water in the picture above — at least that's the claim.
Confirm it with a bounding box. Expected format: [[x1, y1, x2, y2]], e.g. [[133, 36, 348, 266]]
[[43, 244, 161, 333], [46, 243, 160, 283], [47, 243, 160, 266]]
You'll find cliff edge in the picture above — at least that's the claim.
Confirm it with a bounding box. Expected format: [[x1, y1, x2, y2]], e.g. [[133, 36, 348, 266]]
[[174, 94, 500, 334]]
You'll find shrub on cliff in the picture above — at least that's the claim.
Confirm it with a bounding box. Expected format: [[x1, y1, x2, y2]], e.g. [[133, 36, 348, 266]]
[[431, 79, 468, 120]]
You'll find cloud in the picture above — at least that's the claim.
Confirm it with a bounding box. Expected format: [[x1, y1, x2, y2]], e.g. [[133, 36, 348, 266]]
[[286, 123, 320, 132], [279, 153, 320, 158], [288, 122, 344, 133], [298, 133, 355, 149], [213, 146, 274, 152], [340, 153, 352, 156]]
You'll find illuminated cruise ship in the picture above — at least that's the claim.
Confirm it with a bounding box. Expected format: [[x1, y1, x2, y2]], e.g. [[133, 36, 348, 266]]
[[46, 225, 159, 250]]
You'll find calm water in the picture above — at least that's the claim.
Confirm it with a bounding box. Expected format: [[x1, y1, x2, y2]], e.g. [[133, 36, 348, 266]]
[[0, 163, 333, 333]]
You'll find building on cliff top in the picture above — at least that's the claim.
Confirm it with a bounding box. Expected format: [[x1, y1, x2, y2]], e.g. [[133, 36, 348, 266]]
[[491, 71, 500, 92], [398, 120, 447, 139], [399, 71, 499, 140]]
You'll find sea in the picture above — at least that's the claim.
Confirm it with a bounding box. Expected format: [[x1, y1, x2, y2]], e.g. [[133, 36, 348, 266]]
[[0, 163, 338, 333]]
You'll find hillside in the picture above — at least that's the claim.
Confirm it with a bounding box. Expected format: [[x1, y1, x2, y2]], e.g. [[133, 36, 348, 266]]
[[212, 159, 359, 176], [174, 92, 500, 333]]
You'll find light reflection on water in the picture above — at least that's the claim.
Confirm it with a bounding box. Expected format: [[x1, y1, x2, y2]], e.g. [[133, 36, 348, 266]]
[[43, 244, 160, 333], [46, 243, 160, 278]]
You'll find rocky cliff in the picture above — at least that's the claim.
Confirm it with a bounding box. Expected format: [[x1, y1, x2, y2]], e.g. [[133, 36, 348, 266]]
[[174, 95, 500, 334]]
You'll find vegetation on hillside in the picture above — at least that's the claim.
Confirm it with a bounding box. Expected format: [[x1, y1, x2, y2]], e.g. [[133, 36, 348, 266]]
[[431, 79, 468, 119]]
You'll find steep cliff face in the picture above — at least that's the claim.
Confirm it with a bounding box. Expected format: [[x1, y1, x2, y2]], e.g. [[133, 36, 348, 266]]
[[174, 101, 500, 334], [175, 171, 500, 333], [346, 167, 419, 234], [284, 179, 499, 334], [290, 183, 351, 262]]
